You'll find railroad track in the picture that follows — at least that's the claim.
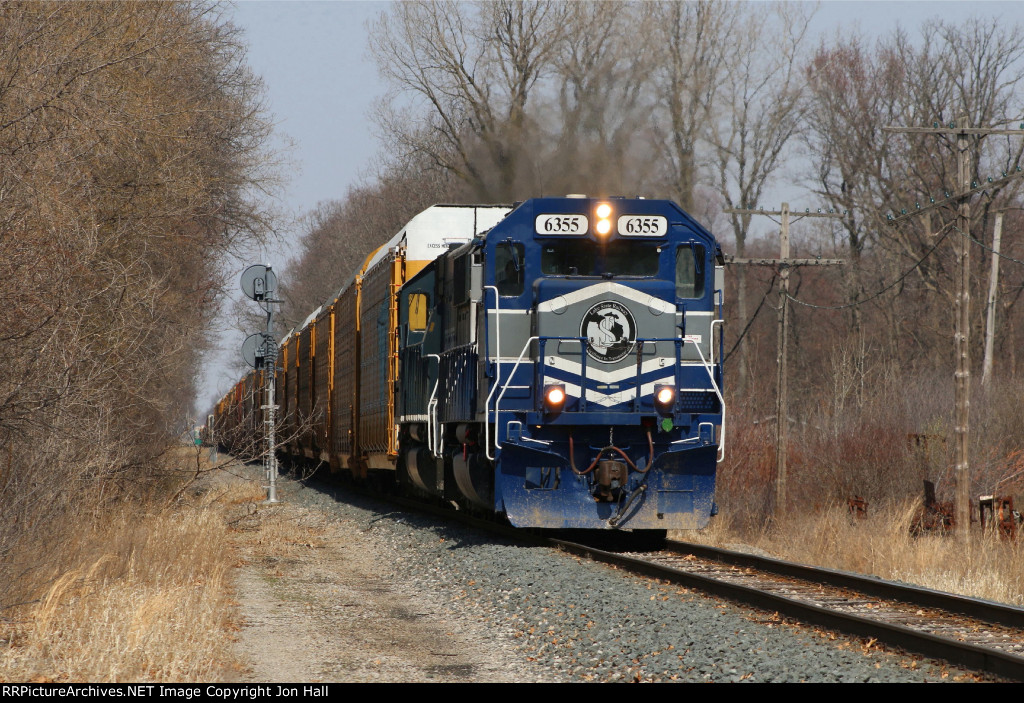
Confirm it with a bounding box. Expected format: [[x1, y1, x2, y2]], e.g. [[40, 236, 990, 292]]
[[318, 479, 1023, 680], [551, 537, 1024, 681]]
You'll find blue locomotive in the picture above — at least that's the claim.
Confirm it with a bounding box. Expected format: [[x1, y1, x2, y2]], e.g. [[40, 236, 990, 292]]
[[396, 196, 724, 531]]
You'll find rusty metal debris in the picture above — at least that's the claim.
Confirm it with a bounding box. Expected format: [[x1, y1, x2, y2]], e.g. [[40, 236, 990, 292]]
[[847, 496, 868, 519], [979, 495, 1020, 539]]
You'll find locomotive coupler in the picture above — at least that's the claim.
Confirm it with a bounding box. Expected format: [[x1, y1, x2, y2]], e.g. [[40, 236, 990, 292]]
[[594, 459, 627, 502]]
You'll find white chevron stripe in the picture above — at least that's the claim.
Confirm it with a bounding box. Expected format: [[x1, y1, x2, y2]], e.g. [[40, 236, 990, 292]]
[[537, 282, 674, 313], [542, 355, 681, 382]]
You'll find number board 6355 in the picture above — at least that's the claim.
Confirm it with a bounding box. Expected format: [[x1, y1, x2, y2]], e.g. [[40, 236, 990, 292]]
[[618, 215, 668, 236]]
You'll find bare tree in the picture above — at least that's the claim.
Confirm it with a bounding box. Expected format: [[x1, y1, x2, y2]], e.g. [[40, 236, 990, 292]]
[[803, 19, 1024, 364], [649, 0, 739, 212], [0, 1, 279, 607], [710, 2, 815, 393], [544, 2, 658, 197], [369, 0, 566, 200]]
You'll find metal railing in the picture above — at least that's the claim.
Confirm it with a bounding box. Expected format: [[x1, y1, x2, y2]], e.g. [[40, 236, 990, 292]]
[[485, 333, 726, 463]]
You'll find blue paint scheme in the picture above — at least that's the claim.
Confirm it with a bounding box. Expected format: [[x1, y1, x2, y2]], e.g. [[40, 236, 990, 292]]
[[398, 196, 724, 530]]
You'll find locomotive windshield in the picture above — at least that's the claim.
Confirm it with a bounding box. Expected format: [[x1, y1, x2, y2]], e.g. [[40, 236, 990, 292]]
[[541, 241, 659, 277], [676, 244, 706, 298], [495, 241, 524, 296]]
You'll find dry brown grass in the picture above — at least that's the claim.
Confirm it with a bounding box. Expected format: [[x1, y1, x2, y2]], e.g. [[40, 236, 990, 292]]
[[0, 462, 266, 683], [702, 369, 1024, 607], [682, 500, 1024, 606]]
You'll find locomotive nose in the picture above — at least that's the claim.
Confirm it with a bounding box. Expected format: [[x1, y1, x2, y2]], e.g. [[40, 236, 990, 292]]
[[535, 279, 677, 412]]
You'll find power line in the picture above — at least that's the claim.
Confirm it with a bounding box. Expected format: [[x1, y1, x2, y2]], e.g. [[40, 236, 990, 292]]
[[723, 272, 776, 363], [782, 216, 1024, 313], [960, 224, 1024, 267], [882, 115, 1024, 537], [785, 222, 955, 310]]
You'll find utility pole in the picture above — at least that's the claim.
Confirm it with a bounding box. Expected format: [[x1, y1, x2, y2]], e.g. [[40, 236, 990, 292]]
[[883, 116, 1024, 537], [982, 212, 1004, 388], [724, 203, 844, 516]]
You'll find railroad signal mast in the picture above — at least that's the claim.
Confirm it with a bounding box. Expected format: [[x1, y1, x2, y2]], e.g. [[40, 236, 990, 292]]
[[241, 264, 281, 504], [724, 204, 844, 516], [883, 114, 1024, 537]]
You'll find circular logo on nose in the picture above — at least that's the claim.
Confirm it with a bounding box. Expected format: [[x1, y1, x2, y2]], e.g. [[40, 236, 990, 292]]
[[581, 301, 636, 363]]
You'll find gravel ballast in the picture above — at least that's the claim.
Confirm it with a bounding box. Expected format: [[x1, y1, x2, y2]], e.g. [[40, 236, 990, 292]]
[[231, 468, 989, 683]]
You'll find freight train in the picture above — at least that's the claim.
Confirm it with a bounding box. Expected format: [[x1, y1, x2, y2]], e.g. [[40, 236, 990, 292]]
[[213, 196, 725, 532]]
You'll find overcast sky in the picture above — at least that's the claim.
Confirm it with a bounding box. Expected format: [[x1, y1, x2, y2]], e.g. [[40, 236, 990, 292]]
[[199, 0, 1021, 411]]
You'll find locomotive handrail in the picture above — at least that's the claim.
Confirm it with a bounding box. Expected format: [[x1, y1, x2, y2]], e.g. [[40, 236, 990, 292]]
[[682, 337, 726, 463], [487, 335, 539, 459], [710, 318, 724, 367], [506, 420, 551, 446], [482, 285, 508, 461], [482, 285, 500, 460], [425, 353, 442, 458], [482, 285, 500, 375]]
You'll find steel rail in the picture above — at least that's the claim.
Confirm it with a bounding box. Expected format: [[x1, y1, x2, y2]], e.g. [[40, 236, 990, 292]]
[[550, 537, 1024, 681], [666, 539, 1024, 629]]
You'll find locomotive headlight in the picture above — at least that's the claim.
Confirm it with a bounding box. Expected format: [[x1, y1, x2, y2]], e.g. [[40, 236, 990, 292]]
[[544, 384, 566, 413], [654, 385, 676, 414], [595, 202, 613, 236]]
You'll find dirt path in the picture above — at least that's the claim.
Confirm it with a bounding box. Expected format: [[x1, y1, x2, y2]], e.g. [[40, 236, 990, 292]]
[[225, 484, 526, 683]]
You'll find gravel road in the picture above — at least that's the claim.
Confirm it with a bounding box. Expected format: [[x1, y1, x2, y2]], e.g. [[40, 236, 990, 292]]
[[226, 468, 990, 683]]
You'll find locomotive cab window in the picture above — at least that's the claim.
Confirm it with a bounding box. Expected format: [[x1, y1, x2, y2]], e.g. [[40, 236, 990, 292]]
[[676, 244, 706, 299], [542, 243, 596, 276], [495, 241, 524, 296], [541, 241, 657, 277], [602, 241, 659, 277], [408, 292, 428, 332]]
